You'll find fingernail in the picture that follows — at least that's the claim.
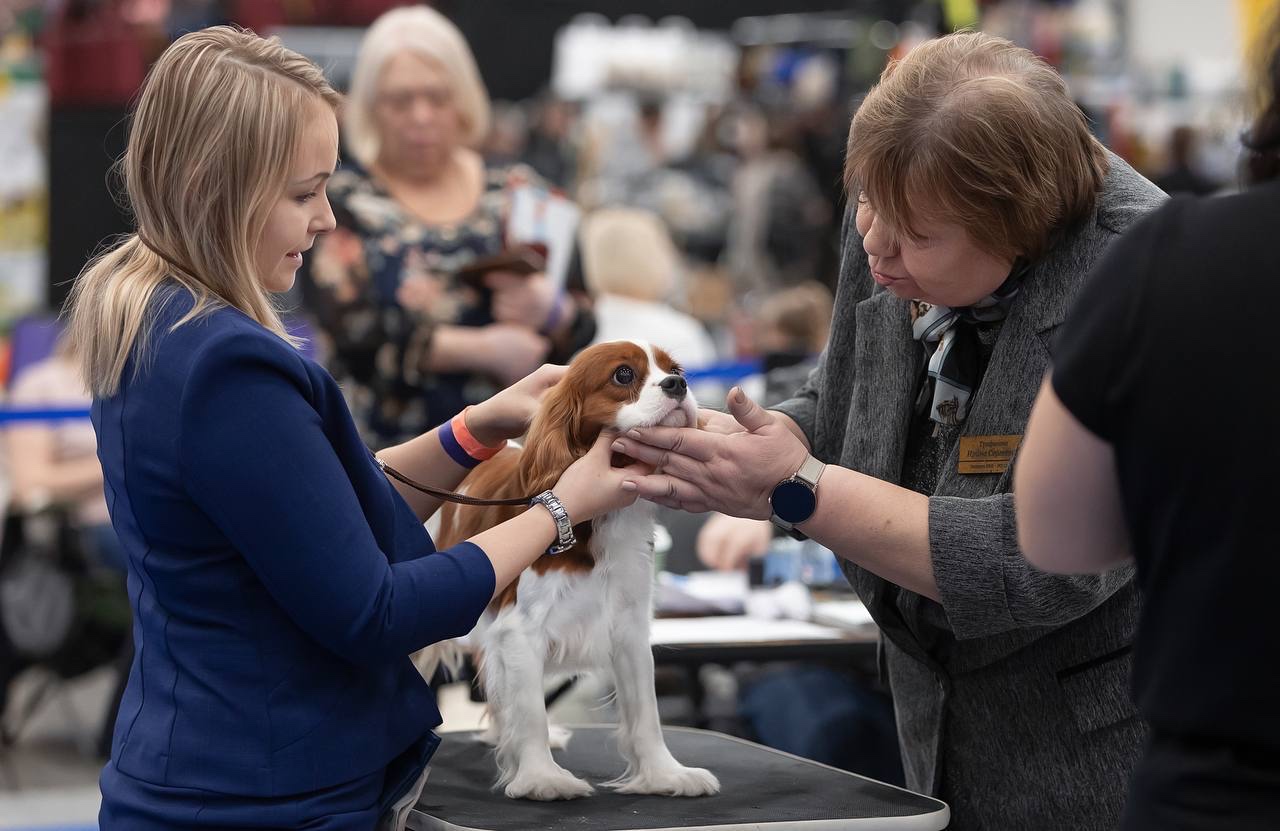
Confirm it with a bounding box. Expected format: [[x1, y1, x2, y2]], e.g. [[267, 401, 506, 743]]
[[627, 429, 641, 439], [611, 441, 626, 453], [731, 387, 745, 405], [621, 481, 637, 491]]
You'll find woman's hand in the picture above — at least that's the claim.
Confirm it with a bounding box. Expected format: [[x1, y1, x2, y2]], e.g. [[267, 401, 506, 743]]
[[486, 271, 565, 332], [552, 431, 647, 523], [478, 323, 552, 386], [697, 513, 772, 571], [611, 388, 810, 518], [466, 363, 566, 445], [396, 249, 448, 316]]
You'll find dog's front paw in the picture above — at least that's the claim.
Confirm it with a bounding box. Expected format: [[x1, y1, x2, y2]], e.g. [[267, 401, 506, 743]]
[[503, 767, 594, 801], [607, 765, 720, 797]]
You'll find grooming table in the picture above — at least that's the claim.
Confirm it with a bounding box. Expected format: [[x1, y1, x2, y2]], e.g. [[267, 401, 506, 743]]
[[408, 726, 949, 830]]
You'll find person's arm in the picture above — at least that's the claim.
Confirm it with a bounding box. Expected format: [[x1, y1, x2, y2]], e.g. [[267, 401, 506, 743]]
[[5, 425, 103, 506], [5, 370, 103, 507], [1016, 196, 1175, 579], [179, 333, 496, 665], [1016, 377, 1131, 574], [617, 389, 1134, 631], [376, 364, 566, 520], [424, 324, 550, 385], [178, 333, 637, 666]]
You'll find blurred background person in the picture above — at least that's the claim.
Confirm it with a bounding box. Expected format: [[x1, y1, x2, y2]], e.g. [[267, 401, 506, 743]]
[[298, 5, 596, 446], [1154, 124, 1221, 195], [523, 92, 582, 190], [721, 104, 833, 297], [5, 338, 121, 574], [699, 280, 834, 572], [579, 206, 719, 378], [2, 335, 130, 760]]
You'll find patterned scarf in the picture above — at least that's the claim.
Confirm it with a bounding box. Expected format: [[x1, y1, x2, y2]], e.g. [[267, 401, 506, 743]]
[[910, 261, 1028, 426]]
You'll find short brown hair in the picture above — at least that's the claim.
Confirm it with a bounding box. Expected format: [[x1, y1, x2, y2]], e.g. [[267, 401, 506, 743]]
[[845, 31, 1108, 260]]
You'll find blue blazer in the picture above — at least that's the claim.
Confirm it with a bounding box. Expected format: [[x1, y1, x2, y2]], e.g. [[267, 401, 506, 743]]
[[94, 286, 495, 797]]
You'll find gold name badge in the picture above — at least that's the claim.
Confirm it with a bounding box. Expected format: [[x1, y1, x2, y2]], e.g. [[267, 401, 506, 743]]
[[958, 435, 1022, 475]]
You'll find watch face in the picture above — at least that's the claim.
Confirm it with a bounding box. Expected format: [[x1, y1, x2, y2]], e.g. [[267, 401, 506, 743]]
[[771, 479, 817, 524]]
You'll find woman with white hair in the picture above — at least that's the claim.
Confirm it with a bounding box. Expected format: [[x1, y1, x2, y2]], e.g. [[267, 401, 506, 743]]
[[301, 5, 595, 446]]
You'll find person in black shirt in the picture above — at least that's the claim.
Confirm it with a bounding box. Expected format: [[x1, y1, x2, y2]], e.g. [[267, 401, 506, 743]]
[[1015, 18, 1280, 830]]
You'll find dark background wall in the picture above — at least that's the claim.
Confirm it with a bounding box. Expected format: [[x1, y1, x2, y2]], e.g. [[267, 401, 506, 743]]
[[437, 0, 904, 101]]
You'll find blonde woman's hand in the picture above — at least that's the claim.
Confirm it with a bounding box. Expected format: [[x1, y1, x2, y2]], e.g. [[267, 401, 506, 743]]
[[552, 431, 647, 524], [465, 363, 567, 445]]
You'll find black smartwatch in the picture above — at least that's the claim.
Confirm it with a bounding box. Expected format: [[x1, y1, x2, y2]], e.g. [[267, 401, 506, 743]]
[[768, 455, 826, 540]]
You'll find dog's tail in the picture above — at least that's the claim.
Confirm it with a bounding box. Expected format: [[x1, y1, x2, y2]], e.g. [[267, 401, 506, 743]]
[[411, 640, 468, 681]]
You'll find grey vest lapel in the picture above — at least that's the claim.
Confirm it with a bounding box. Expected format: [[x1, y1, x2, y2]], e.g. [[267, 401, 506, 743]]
[[839, 290, 943, 668], [846, 291, 917, 483]]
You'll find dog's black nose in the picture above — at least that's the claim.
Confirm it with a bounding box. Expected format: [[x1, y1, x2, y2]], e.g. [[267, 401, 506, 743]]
[[659, 374, 687, 399]]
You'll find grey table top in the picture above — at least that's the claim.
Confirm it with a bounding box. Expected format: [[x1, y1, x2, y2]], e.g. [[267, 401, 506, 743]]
[[409, 726, 949, 831]]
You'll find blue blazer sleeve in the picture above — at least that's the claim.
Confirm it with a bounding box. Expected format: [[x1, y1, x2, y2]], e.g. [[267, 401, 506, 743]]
[[176, 330, 495, 666]]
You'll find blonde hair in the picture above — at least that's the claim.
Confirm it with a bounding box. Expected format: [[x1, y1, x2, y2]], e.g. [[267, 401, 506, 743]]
[[64, 26, 340, 398], [344, 5, 491, 167], [846, 31, 1108, 261], [579, 208, 679, 302]]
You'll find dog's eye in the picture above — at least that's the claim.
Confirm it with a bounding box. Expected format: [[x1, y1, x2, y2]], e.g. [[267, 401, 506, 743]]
[[612, 365, 635, 385]]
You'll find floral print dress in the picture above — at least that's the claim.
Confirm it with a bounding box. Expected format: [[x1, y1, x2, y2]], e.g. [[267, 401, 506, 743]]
[[299, 162, 591, 447]]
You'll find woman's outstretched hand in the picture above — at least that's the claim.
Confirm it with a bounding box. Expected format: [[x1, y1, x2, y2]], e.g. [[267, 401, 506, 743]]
[[613, 387, 810, 518]]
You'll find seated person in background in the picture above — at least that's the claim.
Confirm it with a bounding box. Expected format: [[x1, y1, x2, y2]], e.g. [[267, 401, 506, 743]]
[[298, 6, 595, 446], [5, 340, 122, 572], [580, 207, 720, 377], [703, 281, 834, 571]]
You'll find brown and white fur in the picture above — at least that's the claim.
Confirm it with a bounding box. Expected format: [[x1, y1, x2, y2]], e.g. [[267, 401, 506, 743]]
[[428, 340, 719, 801]]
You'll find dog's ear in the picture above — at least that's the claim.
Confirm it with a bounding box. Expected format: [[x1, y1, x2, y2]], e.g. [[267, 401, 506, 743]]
[[520, 377, 585, 494]]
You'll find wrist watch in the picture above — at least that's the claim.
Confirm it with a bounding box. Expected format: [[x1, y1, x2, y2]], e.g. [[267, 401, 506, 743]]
[[768, 455, 825, 540], [530, 490, 577, 555]]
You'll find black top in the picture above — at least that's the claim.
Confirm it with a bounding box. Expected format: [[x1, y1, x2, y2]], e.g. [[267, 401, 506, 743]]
[[1053, 182, 1280, 753]]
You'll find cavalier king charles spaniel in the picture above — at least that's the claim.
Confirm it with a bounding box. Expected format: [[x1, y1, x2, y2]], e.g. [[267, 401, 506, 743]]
[[427, 340, 720, 802]]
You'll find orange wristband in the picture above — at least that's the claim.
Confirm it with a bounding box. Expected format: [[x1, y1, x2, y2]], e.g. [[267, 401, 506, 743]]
[[453, 407, 506, 461]]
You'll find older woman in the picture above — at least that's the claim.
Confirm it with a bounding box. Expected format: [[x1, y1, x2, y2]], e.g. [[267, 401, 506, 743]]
[[612, 32, 1164, 828], [300, 6, 593, 445]]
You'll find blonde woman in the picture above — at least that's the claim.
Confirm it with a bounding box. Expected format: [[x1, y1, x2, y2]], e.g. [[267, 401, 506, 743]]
[[300, 5, 595, 447], [64, 27, 639, 830], [613, 32, 1166, 827]]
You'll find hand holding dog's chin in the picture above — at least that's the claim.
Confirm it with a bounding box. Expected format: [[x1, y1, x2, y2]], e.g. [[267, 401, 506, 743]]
[[468, 363, 569, 444], [553, 431, 645, 524]]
